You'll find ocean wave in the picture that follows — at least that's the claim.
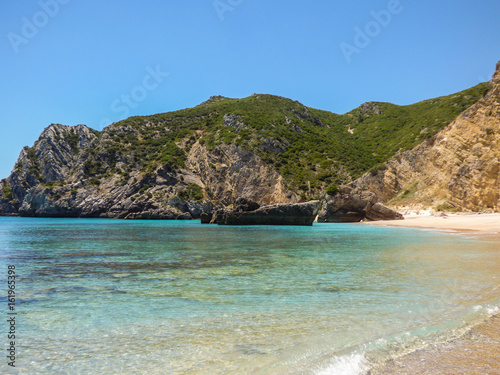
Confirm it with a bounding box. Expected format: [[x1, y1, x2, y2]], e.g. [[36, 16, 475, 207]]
[[314, 353, 368, 375]]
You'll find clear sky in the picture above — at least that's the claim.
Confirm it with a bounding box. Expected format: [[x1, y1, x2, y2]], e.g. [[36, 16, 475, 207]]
[[1, 0, 499, 178]]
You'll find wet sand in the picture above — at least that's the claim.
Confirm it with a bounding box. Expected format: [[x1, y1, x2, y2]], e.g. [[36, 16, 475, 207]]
[[366, 213, 500, 374], [368, 314, 500, 375]]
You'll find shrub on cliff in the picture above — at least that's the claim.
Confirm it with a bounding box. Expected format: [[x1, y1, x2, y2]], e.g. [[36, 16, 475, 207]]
[[178, 184, 203, 201]]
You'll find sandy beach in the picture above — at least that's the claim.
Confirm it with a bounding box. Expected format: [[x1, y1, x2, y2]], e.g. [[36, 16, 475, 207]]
[[366, 212, 500, 374], [366, 212, 500, 238]]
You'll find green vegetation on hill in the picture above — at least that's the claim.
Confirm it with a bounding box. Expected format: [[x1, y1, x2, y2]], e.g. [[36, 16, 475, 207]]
[[72, 82, 491, 196], [344, 83, 491, 166], [178, 184, 204, 201], [2, 182, 12, 200]]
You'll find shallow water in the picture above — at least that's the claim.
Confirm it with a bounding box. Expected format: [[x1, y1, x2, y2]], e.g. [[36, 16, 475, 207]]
[[0, 218, 498, 374]]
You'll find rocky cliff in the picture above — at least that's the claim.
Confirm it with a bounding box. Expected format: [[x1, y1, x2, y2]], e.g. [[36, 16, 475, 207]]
[[0, 62, 497, 218], [0, 124, 294, 218], [187, 142, 293, 206], [354, 61, 500, 212]]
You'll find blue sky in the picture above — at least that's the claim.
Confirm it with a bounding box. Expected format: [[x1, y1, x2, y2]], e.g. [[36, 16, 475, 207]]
[[1, 0, 499, 178]]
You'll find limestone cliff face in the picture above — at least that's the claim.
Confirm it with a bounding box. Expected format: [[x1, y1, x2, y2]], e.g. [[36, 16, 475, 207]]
[[354, 61, 500, 211], [187, 142, 295, 206], [0, 124, 99, 215], [0, 124, 295, 218]]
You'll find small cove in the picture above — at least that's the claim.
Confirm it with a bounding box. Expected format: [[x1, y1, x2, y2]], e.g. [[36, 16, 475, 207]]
[[0, 217, 498, 374]]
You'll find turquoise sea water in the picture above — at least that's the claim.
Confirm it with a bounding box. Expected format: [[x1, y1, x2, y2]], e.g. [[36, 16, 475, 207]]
[[0, 217, 499, 374]]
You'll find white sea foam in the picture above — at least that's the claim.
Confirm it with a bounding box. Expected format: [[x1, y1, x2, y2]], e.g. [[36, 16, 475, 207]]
[[486, 305, 499, 315], [472, 304, 499, 315], [314, 353, 368, 375]]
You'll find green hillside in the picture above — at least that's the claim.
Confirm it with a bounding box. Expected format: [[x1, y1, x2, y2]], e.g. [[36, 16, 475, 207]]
[[70, 82, 491, 198]]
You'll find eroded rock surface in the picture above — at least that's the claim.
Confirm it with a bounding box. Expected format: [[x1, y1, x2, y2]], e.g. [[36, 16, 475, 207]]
[[212, 200, 322, 226], [354, 61, 500, 212], [317, 187, 402, 222]]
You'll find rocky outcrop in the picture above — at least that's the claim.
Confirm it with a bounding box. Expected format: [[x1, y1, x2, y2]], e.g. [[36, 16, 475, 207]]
[[211, 200, 322, 226], [0, 123, 294, 219], [223, 114, 248, 132], [354, 60, 500, 212], [359, 102, 382, 115], [233, 197, 260, 212], [187, 142, 295, 206], [0, 124, 100, 216], [317, 186, 403, 222], [366, 203, 404, 221]]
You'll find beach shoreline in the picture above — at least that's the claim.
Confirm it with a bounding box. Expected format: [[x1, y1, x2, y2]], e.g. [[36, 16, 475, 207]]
[[367, 312, 500, 375], [364, 212, 500, 374], [364, 212, 500, 239]]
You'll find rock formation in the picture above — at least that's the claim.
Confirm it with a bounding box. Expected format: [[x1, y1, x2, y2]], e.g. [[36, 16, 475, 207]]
[[187, 142, 293, 206], [0, 125, 295, 219], [211, 200, 322, 226], [354, 60, 500, 212], [317, 187, 403, 222]]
